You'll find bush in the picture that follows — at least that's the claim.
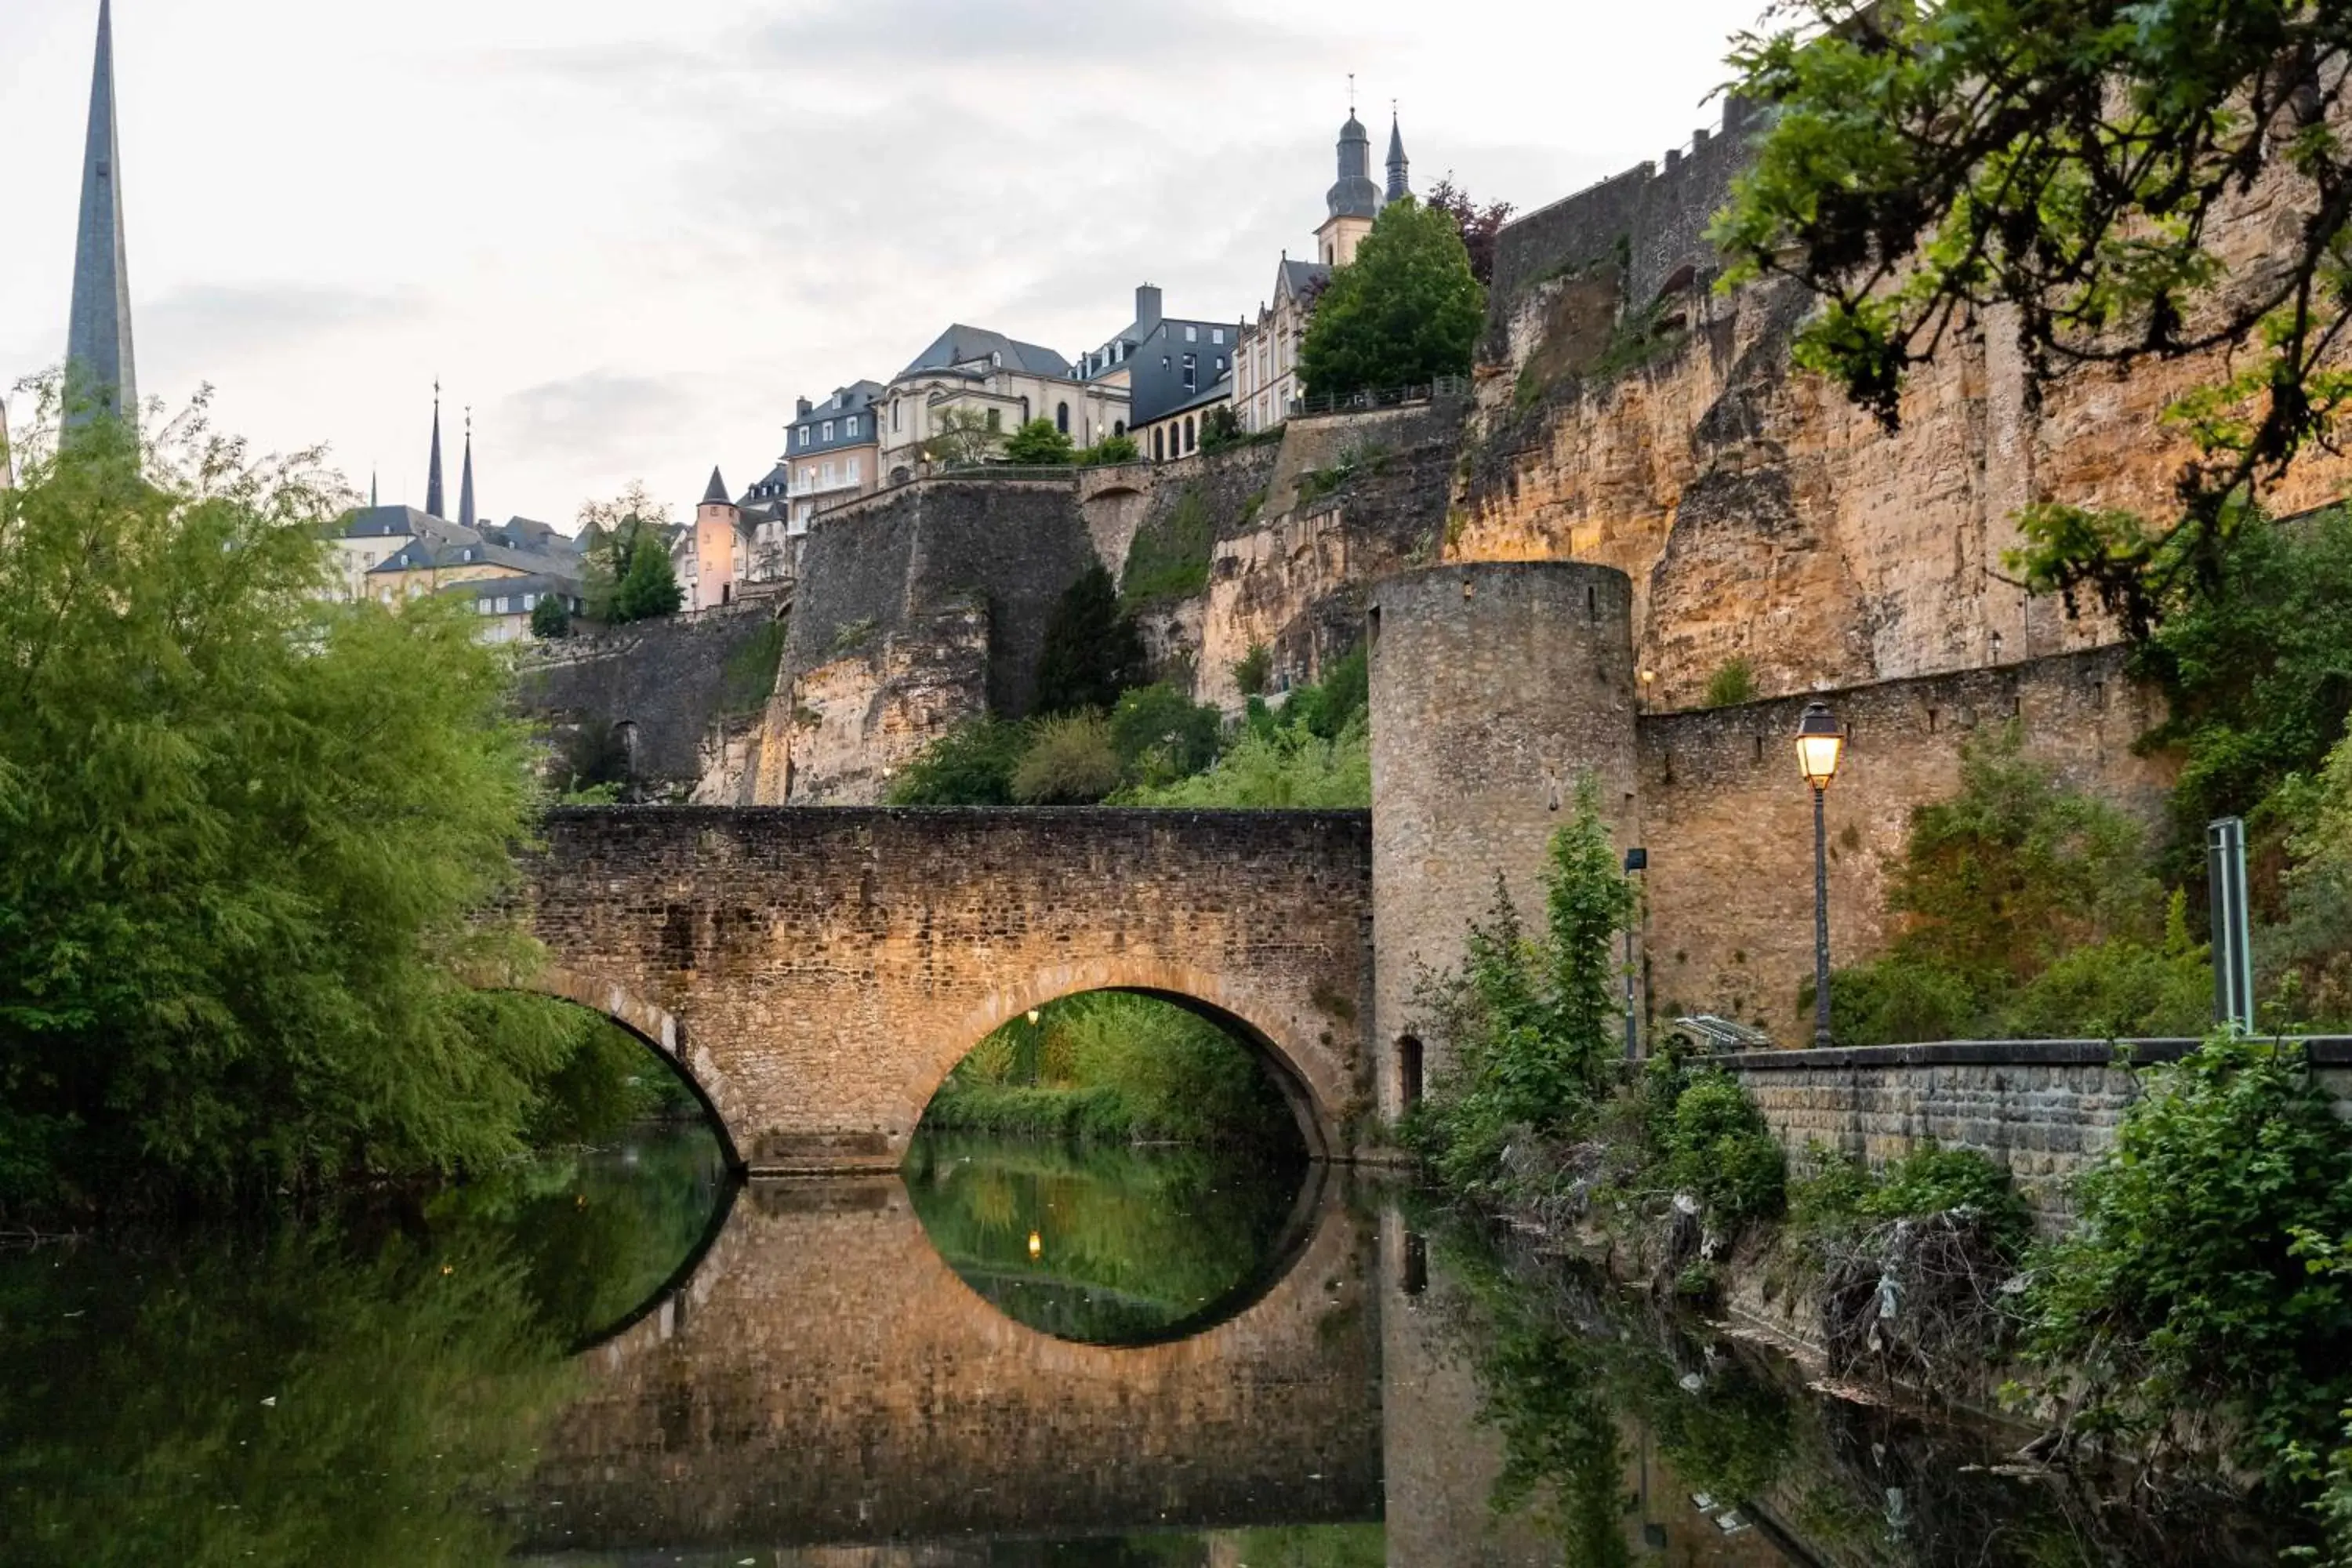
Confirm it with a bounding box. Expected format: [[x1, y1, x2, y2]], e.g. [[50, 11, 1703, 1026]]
[[1704, 657, 1758, 707], [529, 593, 571, 638], [1232, 642, 1272, 696], [1286, 644, 1368, 739], [1407, 783, 1636, 1191], [885, 718, 1031, 806], [1120, 717, 1369, 808], [1011, 712, 1122, 804], [1002, 418, 1076, 465], [1108, 682, 1222, 786], [1076, 433, 1141, 465], [2016, 1032, 2352, 1496], [1861, 1143, 2029, 1249], [1661, 1072, 1787, 1224]]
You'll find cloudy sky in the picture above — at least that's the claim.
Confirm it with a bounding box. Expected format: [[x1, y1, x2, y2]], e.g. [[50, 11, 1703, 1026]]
[[0, 0, 1766, 530]]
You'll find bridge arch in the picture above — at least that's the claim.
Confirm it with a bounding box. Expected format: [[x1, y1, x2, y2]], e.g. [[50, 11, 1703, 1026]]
[[504, 964, 744, 1170], [919, 958, 1338, 1159]]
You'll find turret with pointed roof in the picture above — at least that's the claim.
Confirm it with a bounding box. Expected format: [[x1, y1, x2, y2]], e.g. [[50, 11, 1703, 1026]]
[[1386, 112, 1410, 205], [425, 387, 445, 519], [702, 466, 731, 506], [66, 0, 136, 426], [1327, 113, 1381, 223], [458, 413, 476, 528]]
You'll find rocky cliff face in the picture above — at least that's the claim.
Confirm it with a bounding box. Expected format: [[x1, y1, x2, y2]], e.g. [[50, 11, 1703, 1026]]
[[1454, 133, 2352, 713]]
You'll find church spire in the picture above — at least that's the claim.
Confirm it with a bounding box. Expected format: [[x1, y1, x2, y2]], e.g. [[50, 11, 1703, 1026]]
[[66, 0, 136, 426], [425, 382, 445, 518], [458, 408, 476, 529], [1386, 107, 1410, 204]]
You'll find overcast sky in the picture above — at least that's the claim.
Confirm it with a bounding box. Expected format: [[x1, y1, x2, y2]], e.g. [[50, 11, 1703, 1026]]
[[0, 0, 1766, 530]]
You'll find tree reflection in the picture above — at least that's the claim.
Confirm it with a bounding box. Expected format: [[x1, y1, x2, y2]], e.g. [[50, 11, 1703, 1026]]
[[0, 1128, 730, 1566], [904, 1134, 1309, 1345]]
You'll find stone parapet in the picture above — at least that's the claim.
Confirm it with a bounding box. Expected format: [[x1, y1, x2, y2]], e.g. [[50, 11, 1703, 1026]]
[[1726, 1036, 2352, 1221]]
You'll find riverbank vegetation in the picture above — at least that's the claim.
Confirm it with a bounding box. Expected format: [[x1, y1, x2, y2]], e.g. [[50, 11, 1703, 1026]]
[[0, 397, 684, 1221], [920, 993, 1298, 1151], [887, 637, 1370, 809], [1403, 787, 2352, 1550]]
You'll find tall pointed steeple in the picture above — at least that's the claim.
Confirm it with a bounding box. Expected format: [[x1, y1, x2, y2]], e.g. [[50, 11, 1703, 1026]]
[[1385, 108, 1410, 205], [457, 408, 476, 529], [369, 468, 378, 508], [66, 0, 137, 426], [425, 382, 445, 518]]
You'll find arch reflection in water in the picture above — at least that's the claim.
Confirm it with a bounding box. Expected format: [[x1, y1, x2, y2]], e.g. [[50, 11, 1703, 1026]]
[[903, 1134, 1318, 1345]]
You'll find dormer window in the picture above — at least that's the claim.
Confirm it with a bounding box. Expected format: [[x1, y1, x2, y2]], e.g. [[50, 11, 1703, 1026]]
[[990, 350, 1002, 368], [797, 425, 810, 446], [822, 420, 834, 441]]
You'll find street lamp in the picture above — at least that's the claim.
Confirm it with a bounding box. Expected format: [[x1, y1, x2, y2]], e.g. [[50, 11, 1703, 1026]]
[[1795, 701, 1846, 1047]]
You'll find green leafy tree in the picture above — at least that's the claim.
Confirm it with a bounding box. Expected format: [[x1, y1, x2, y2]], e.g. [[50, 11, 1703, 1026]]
[[612, 530, 683, 622], [1076, 432, 1141, 465], [528, 592, 571, 639], [1197, 405, 1245, 453], [1001, 418, 1076, 465], [1121, 717, 1370, 809], [575, 484, 679, 624], [0, 391, 572, 1212], [922, 407, 1001, 467], [1231, 642, 1272, 696], [1714, 1, 2352, 637], [1033, 564, 1145, 715], [1425, 175, 1515, 287], [1108, 682, 1223, 786], [1299, 198, 1485, 400], [886, 718, 1030, 806]]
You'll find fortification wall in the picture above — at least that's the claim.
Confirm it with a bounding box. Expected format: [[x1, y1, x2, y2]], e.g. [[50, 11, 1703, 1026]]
[[515, 601, 781, 797], [1368, 563, 1639, 1116], [1456, 96, 2352, 713], [755, 478, 1091, 803], [1636, 645, 2171, 1045]]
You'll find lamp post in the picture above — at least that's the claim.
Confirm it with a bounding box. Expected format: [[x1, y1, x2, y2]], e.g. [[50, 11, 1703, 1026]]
[[1795, 701, 1846, 1047]]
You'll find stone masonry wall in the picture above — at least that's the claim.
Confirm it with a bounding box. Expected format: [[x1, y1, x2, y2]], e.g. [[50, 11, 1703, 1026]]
[[521, 1173, 1380, 1551], [1728, 1040, 2352, 1224], [756, 477, 1094, 803], [520, 807, 1374, 1171], [1636, 646, 2172, 1047], [516, 601, 782, 796]]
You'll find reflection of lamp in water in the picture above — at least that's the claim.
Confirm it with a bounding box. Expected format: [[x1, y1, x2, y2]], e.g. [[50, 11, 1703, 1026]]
[[1027, 1229, 1043, 1260]]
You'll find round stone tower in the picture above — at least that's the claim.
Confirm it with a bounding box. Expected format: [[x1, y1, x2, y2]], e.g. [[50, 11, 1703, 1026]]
[[1367, 561, 1640, 1121]]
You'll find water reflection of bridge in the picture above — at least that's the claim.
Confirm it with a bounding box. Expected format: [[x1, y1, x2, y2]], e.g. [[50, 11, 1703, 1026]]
[[513, 1171, 1382, 1554]]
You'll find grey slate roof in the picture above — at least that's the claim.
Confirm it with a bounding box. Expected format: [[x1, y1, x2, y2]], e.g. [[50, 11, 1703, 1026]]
[[1159, 373, 1234, 420], [702, 466, 730, 506], [65, 0, 135, 423], [1279, 259, 1332, 298], [898, 323, 1074, 381], [1327, 112, 1381, 220], [431, 572, 581, 611]]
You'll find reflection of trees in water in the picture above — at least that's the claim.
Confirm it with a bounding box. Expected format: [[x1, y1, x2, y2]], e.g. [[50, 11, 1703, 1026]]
[[1427, 1218, 2305, 1566], [434, 1124, 731, 1345], [905, 1134, 1306, 1345], [0, 1129, 731, 1566]]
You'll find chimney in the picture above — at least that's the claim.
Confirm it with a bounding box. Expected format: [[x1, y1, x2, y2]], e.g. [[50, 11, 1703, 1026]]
[[795, 396, 812, 416], [1135, 283, 1163, 329]]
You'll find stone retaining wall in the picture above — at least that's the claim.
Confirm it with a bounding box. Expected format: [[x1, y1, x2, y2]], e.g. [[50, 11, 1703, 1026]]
[[1726, 1038, 2352, 1221]]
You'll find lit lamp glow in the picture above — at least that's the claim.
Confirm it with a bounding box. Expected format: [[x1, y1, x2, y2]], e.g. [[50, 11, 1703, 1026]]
[[1026, 1009, 1041, 1026], [1027, 1230, 1043, 1260], [1795, 701, 1845, 1047]]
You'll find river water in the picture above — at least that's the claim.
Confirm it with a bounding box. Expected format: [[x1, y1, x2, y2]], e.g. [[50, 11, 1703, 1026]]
[[0, 1128, 2303, 1564]]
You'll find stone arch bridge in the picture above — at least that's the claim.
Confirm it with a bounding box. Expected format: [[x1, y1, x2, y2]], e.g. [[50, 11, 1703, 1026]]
[[519, 806, 1373, 1171]]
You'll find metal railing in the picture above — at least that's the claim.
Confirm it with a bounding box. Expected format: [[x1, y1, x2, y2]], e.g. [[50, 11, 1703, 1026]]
[[1284, 375, 1471, 421]]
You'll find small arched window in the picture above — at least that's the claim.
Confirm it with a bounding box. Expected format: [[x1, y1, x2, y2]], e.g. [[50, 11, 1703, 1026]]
[[1055, 401, 1069, 435], [1152, 426, 1165, 462], [1184, 416, 1196, 452], [1113, 419, 1126, 437]]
